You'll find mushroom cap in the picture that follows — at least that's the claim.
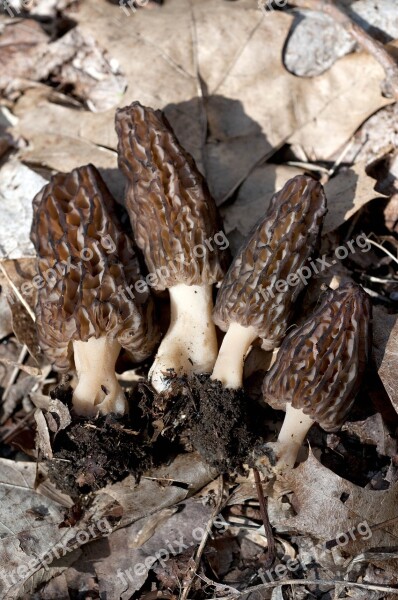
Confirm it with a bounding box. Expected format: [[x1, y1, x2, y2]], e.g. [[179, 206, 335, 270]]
[[213, 175, 327, 347], [262, 283, 372, 431], [115, 101, 229, 291], [30, 164, 158, 370]]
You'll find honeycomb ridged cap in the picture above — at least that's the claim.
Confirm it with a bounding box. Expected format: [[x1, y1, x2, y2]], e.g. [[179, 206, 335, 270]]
[[213, 175, 327, 347], [30, 164, 159, 370], [115, 101, 230, 291], [262, 283, 372, 431]]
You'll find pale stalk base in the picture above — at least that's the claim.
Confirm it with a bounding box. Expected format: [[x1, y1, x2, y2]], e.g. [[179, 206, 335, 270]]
[[149, 284, 218, 393], [274, 403, 314, 471], [211, 322, 258, 389], [72, 337, 128, 417]]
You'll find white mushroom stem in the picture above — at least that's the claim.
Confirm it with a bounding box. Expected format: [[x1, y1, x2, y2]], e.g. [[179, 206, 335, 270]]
[[274, 403, 314, 471], [72, 336, 128, 417], [211, 322, 258, 388], [149, 283, 218, 393]]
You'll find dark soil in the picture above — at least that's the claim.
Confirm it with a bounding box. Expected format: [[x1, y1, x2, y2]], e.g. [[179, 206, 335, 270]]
[[146, 374, 266, 473], [46, 382, 167, 498], [47, 412, 154, 498], [45, 375, 265, 497]]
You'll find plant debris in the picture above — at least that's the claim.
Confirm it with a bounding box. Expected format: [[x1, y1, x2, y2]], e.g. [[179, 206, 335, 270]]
[[2, 1, 398, 598]]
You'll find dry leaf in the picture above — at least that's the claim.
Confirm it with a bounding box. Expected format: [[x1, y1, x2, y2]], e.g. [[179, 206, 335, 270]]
[[11, 0, 391, 207], [270, 452, 398, 554], [220, 164, 303, 253], [324, 163, 387, 233], [34, 409, 53, 459], [9, 295, 42, 364], [90, 452, 218, 529], [0, 160, 45, 259], [0, 452, 216, 599], [342, 414, 397, 459], [130, 507, 179, 549], [90, 497, 213, 598], [373, 306, 398, 414], [0, 19, 126, 111], [46, 400, 72, 433]]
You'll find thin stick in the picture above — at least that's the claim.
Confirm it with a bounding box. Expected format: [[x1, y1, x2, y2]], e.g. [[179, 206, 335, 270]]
[[326, 137, 355, 179], [230, 578, 398, 598], [0, 409, 35, 444], [180, 475, 224, 600], [286, 161, 329, 175], [0, 355, 41, 377], [0, 263, 35, 322], [365, 238, 398, 266], [1, 345, 29, 402], [253, 468, 276, 569], [287, 0, 398, 100], [326, 514, 398, 550]]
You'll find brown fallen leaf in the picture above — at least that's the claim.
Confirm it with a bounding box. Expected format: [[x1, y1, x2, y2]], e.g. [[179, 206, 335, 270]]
[[270, 452, 398, 557], [0, 19, 126, 112], [220, 164, 303, 253], [385, 193, 398, 232], [90, 452, 218, 529], [372, 305, 398, 414], [34, 409, 53, 459], [0, 452, 216, 599], [342, 413, 397, 459], [324, 162, 387, 233], [67, 495, 214, 599], [9, 295, 42, 366], [12, 0, 391, 206], [221, 160, 384, 253]]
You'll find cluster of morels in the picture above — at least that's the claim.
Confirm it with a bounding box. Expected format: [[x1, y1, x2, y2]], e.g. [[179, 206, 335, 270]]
[[30, 101, 371, 474]]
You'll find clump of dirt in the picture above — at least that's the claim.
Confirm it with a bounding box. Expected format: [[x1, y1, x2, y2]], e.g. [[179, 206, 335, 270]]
[[47, 412, 154, 498], [45, 383, 181, 498], [154, 375, 265, 473], [45, 375, 266, 498]]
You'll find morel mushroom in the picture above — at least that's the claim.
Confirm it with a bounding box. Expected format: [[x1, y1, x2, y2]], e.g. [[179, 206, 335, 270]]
[[115, 101, 229, 392], [31, 164, 158, 417], [262, 283, 371, 471], [211, 175, 327, 389]]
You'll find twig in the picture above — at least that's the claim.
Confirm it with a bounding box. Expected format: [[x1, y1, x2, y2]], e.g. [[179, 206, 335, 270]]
[[253, 468, 276, 569], [0, 355, 41, 377], [364, 238, 398, 266], [180, 475, 224, 600], [324, 510, 398, 550], [286, 161, 329, 175], [0, 409, 35, 444], [0, 263, 36, 322], [231, 578, 398, 598], [287, 0, 398, 100], [325, 136, 355, 180], [1, 345, 29, 402]]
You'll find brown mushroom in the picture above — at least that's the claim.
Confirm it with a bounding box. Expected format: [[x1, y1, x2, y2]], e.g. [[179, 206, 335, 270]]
[[115, 101, 229, 392], [31, 164, 158, 417], [262, 282, 371, 471], [211, 175, 327, 389]]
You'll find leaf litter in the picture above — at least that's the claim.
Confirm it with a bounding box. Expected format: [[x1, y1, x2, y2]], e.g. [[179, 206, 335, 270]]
[[1, 0, 398, 598]]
